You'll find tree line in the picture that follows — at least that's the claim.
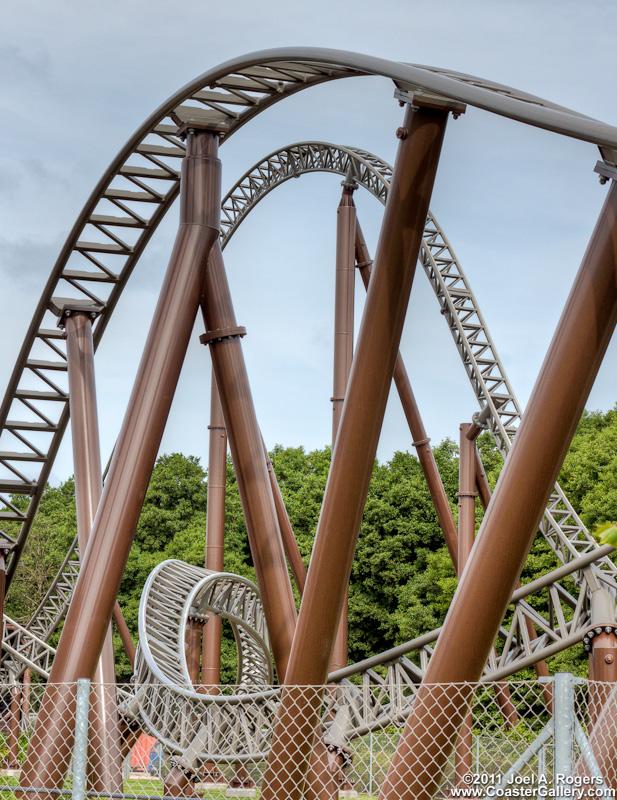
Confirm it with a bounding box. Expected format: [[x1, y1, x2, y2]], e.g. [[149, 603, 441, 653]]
[[5, 405, 617, 683]]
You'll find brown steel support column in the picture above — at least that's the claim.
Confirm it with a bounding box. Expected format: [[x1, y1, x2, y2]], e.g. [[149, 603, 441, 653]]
[[0, 551, 5, 653], [200, 243, 298, 681], [330, 184, 356, 675], [473, 436, 551, 713], [113, 606, 136, 669], [580, 587, 617, 780], [380, 179, 617, 800], [264, 441, 307, 596], [63, 308, 123, 793], [22, 668, 30, 727], [262, 100, 451, 800], [455, 423, 476, 785], [202, 373, 226, 693], [185, 617, 203, 686], [355, 225, 459, 568], [8, 682, 20, 769], [19, 127, 221, 796]]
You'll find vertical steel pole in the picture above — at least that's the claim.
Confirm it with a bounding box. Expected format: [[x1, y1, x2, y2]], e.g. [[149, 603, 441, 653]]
[[455, 423, 476, 785], [8, 681, 20, 769], [64, 308, 123, 793], [262, 99, 451, 800], [380, 180, 617, 800], [330, 184, 357, 675], [554, 673, 574, 790], [19, 126, 221, 797], [578, 588, 617, 785], [71, 679, 91, 800], [355, 224, 459, 568], [202, 372, 226, 693], [200, 242, 298, 681]]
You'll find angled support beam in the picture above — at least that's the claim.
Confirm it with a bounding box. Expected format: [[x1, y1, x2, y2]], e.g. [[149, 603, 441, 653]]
[[380, 180, 617, 800], [63, 308, 122, 793], [263, 440, 307, 596], [355, 222, 459, 569], [472, 428, 552, 712], [18, 127, 222, 797], [261, 98, 451, 800], [199, 242, 298, 681]]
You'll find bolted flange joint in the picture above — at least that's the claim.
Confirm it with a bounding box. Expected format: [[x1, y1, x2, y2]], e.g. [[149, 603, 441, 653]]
[[169, 758, 200, 783], [200, 326, 247, 346], [583, 623, 617, 652]]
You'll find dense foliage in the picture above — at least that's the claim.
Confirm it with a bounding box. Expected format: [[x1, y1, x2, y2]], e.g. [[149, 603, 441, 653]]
[[5, 405, 617, 683]]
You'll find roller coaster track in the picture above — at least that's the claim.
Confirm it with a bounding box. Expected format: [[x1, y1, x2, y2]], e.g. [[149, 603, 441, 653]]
[[2, 137, 616, 690], [1, 50, 617, 749], [3, 49, 617, 590]]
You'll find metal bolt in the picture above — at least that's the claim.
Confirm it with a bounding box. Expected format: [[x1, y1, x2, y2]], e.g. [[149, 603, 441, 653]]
[[596, 627, 603, 634], [606, 626, 612, 633], [605, 654, 614, 664], [452, 113, 460, 120], [600, 175, 608, 185], [396, 127, 409, 140]]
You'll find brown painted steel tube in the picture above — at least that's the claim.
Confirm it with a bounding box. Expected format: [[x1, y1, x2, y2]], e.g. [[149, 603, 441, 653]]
[[263, 440, 307, 596], [331, 186, 356, 442], [380, 179, 617, 800], [474, 443, 551, 711], [8, 682, 20, 768], [455, 424, 476, 785], [22, 668, 30, 726], [202, 373, 226, 692], [261, 102, 450, 800], [330, 186, 356, 674], [19, 129, 221, 795], [0, 553, 5, 655], [112, 603, 136, 668], [64, 310, 123, 793], [185, 618, 203, 686], [200, 242, 297, 682], [355, 224, 459, 569]]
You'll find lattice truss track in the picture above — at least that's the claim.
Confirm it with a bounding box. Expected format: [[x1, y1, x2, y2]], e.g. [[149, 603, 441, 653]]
[[0, 52, 616, 742]]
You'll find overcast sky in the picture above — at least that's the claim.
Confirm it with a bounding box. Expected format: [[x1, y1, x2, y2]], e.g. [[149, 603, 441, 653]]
[[1, 0, 617, 484]]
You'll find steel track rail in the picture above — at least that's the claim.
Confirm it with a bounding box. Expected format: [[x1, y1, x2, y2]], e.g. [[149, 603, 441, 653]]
[[3, 49, 617, 589], [3, 139, 614, 687]]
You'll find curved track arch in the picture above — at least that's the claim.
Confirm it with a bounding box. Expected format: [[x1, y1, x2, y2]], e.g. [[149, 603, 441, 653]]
[[3, 49, 617, 587], [3, 140, 615, 698]]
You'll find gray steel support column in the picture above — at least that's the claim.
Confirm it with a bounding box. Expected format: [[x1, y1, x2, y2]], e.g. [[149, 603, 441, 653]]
[[71, 679, 91, 800], [18, 127, 221, 797], [261, 99, 450, 800], [64, 309, 122, 794], [554, 673, 574, 789], [380, 180, 617, 800]]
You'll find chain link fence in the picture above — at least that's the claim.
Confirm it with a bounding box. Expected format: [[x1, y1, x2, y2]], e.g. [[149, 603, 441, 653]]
[[0, 677, 613, 799]]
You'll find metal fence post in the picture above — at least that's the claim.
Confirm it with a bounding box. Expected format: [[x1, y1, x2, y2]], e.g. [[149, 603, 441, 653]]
[[553, 672, 574, 789], [72, 679, 90, 800]]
